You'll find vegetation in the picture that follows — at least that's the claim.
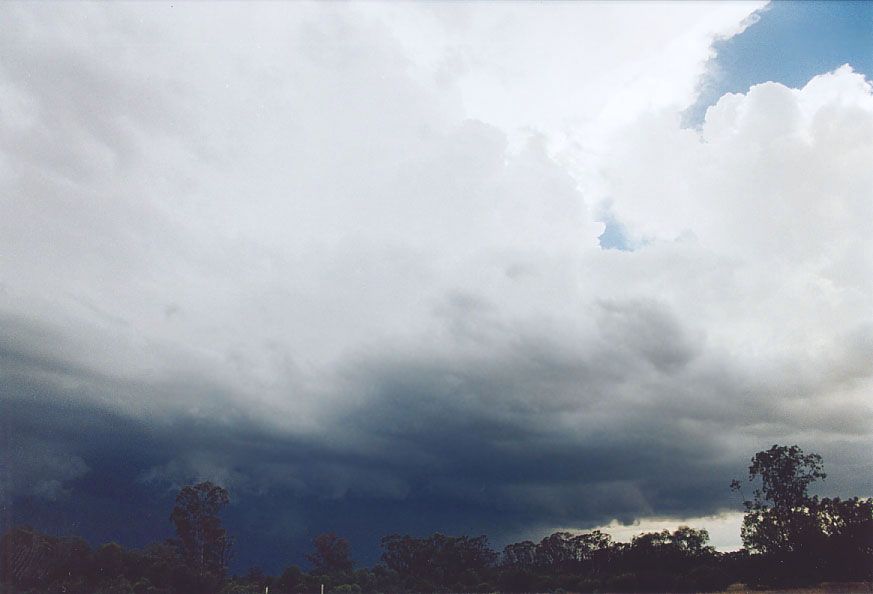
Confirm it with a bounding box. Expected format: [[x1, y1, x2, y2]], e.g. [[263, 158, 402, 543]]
[[2, 445, 871, 593]]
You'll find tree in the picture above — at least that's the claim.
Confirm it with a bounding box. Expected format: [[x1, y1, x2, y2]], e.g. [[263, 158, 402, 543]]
[[169, 481, 232, 577], [744, 445, 825, 510], [814, 496, 873, 580], [275, 565, 305, 593], [730, 445, 873, 585], [0, 526, 94, 592], [307, 532, 354, 574], [670, 526, 714, 557], [501, 540, 536, 568], [93, 542, 128, 581], [731, 444, 825, 554], [380, 532, 496, 588], [535, 531, 583, 571]]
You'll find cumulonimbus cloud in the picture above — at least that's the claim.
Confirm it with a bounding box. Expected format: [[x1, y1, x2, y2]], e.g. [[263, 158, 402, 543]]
[[1, 0, 871, 565]]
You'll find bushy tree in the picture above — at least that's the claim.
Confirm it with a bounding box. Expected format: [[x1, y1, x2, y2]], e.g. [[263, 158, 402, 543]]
[[501, 540, 536, 568], [534, 531, 583, 571], [732, 444, 873, 585], [307, 533, 354, 575], [169, 481, 232, 593], [380, 532, 496, 589], [731, 444, 825, 554], [274, 564, 304, 593]]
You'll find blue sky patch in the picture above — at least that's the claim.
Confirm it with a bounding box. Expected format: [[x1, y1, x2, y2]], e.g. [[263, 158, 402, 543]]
[[687, 0, 873, 124]]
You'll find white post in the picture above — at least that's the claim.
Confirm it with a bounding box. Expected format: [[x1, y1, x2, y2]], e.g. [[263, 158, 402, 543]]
[[321, 584, 324, 594]]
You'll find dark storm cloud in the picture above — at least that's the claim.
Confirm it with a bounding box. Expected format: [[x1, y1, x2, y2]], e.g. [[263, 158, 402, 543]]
[[0, 317, 722, 570], [4, 285, 873, 571], [0, 303, 755, 569]]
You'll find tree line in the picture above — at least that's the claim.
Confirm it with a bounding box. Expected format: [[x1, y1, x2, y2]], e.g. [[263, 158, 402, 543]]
[[2, 445, 871, 593]]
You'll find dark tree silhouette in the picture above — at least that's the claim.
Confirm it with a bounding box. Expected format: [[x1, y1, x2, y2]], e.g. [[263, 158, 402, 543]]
[[814, 496, 873, 580], [380, 532, 497, 590], [731, 444, 873, 586], [731, 444, 825, 554], [0, 527, 92, 592], [501, 539, 536, 568], [307, 532, 354, 574], [275, 564, 305, 592], [534, 531, 583, 571], [169, 481, 233, 577]]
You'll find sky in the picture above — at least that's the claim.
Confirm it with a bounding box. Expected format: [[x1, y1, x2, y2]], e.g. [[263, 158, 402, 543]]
[[2, 0, 873, 573]]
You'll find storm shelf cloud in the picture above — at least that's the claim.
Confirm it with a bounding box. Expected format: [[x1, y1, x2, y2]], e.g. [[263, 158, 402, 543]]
[[2, 0, 873, 572]]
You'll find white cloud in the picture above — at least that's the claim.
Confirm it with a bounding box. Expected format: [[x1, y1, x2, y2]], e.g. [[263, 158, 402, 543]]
[[583, 512, 745, 552], [602, 68, 873, 398], [361, 2, 764, 147]]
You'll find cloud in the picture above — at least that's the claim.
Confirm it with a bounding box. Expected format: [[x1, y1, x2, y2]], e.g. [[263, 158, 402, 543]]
[[2, 0, 872, 571], [1, 439, 89, 502]]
